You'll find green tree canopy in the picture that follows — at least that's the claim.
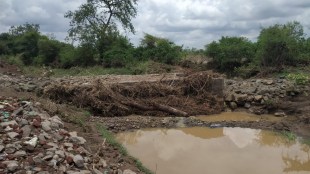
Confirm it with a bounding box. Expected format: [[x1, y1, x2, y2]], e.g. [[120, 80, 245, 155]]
[[205, 36, 256, 73], [256, 21, 305, 67], [65, 0, 138, 45]]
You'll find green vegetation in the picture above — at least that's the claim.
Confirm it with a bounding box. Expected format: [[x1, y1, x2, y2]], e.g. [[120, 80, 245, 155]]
[[96, 124, 153, 174], [286, 73, 309, 85], [280, 131, 297, 142], [205, 21, 310, 77]]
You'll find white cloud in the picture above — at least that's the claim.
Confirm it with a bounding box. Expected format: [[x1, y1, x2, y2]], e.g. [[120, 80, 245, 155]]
[[0, 0, 309, 48]]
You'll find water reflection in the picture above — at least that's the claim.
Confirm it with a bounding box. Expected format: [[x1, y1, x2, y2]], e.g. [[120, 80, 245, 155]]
[[116, 127, 310, 174]]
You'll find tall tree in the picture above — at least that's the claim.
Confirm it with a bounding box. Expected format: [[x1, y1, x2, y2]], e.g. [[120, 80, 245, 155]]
[[65, 0, 138, 56]]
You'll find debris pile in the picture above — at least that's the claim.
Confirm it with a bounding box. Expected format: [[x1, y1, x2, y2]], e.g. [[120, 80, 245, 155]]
[[43, 72, 224, 117], [0, 96, 137, 174]]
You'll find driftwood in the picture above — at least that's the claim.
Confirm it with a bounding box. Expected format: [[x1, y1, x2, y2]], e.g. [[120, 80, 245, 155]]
[[43, 72, 223, 116]]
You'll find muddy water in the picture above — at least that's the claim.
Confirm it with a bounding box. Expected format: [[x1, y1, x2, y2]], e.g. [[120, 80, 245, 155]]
[[196, 112, 282, 122], [116, 127, 310, 174]]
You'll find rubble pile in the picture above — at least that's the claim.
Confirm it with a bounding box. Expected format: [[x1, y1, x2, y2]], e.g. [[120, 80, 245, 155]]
[[0, 96, 137, 174]]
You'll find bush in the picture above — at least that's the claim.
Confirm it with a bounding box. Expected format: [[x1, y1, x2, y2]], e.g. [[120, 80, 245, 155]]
[[234, 62, 260, 78], [287, 73, 309, 85], [139, 33, 182, 64], [256, 21, 304, 67], [205, 36, 256, 74], [59, 45, 77, 68], [36, 37, 61, 65]]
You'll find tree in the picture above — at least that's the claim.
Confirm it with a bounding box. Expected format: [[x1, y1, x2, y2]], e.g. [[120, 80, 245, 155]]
[[139, 33, 182, 64], [256, 21, 305, 67], [205, 36, 256, 73], [65, 0, 138, 60]]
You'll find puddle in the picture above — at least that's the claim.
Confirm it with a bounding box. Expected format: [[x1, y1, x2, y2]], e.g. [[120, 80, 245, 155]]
[[196, 112, 282, 122], [116, 127, 310, 174]]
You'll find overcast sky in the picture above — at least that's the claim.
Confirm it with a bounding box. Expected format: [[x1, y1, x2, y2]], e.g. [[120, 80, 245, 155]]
[[0, 0, 310, 49]]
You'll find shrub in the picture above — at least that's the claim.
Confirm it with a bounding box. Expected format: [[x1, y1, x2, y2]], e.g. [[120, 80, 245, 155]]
[[139, 33, 182, 64], [256, 21, 304, 67], [205, 36, 256, 74], [287, 73, 309, 85]]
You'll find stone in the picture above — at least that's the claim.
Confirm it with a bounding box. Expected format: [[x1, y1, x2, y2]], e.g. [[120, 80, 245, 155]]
[[53, 132, 64, 141], [92, 169, 103, 174], [21, 125, 32, 137], [43, 155, 53, 161], [50, 116, 64, 129], [265, 80, 274, 85], [24, 136, 38, 148], [7, 161, 19, 172], [274, 112, 286, 117], [254, 95, 263, 101], [0, 105, 4, 109], [225, 93, 235, 102], [73, 155, 84, 168], [41, 121, 52, 132], [69, 136, 86, 145], [235, 94, 247, 103], [244, 103, 251, 109], [230, 102, 238, 110], [19, 119, 29, 126], [64, 143, 73, 148], [0, 145, 4, 152], [32, 119, 41, 128], [14, 150, 27, 158], [55, 150, 65, 158], [123, 169, 136, 174], [7, 132, 19, 139], [33, 153, 44, 164], [0, 120, 18, 127]]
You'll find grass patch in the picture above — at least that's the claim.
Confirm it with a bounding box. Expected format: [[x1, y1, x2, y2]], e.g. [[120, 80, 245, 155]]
[[280, 131, 297, 142], [302, 138, 310, 145], [96, 124, 153, 174]]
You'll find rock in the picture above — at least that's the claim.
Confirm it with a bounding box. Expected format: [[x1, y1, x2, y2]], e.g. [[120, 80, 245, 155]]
[[24, 136, 38, 148], [64, 143, 73, 148], [0, 120, 18, 127], [123, 169, 136, 174], [53, 132, 64, 141], [19, 119, 29, 126], [274, 112, 286, 117], [41, 121, 52, 132], [50, 116, 64, 129], [264, 80, 274, 85], [225, 93, 235, 102], [254, 95, 263, 101], [43, 155, 53, 161], [230, 102, 238, 110], [92, 169, 103, 174], [21, 125, 32, 137], [244, 103, 251, 109], [0, 145, 4, 152], [69, 136, 86, 145], [55, 150, 65, 158], [33, 153, 44, 164], [7, 161, 19, 172], [14, 150, 27, 158], [73, 155, 84, 168], [32, 119, 41, 128], [7, 132, 19, 139], [0, 105, 4, 109]]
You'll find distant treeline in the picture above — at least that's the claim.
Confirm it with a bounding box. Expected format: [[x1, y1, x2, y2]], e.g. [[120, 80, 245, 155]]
[[0, 21, 309, 77]]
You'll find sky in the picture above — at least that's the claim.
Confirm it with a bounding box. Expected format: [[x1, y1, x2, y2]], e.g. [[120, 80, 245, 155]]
[[0, 0, 310, 49]]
